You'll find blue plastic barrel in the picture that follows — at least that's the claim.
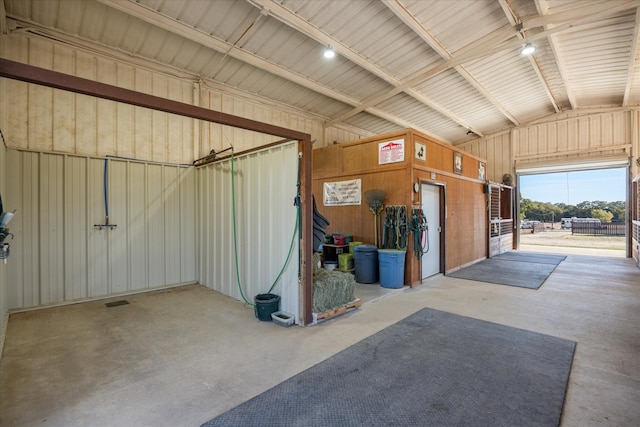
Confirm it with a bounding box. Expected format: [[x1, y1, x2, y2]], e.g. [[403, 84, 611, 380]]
[[353, 244, 378, 284], [378, 249, 406, 289]]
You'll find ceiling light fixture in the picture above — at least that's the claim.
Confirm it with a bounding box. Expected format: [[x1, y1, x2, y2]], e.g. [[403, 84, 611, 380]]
[[521, 43, 536, 55], [323, 46, 336, 59]]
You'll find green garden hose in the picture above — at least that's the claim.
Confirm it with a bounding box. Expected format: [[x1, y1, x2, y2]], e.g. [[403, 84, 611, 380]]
[[230, 150, 300, 306]]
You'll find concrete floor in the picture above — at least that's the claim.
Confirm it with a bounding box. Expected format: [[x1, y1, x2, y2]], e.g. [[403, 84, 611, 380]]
[[1, 249, 639, 426]]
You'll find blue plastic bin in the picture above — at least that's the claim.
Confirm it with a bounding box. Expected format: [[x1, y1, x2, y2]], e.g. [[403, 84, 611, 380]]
[[353, 244, 378, 284], [378, 249, 406, 289]]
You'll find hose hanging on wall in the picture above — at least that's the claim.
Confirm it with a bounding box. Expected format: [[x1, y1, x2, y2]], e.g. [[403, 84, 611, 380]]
[[230, 148, 301, 306], [410, 208, 429, 260], [94, 159, 117, 230]]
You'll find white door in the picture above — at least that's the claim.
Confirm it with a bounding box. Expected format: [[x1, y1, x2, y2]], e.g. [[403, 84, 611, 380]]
[[421, 184, 441, 279]]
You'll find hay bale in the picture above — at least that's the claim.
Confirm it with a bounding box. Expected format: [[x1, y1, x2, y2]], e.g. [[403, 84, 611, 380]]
[[312, 269, 355, 314], [312, 252, 323, 275]]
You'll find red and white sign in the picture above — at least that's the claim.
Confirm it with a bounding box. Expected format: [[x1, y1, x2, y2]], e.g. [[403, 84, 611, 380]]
[[378, 139, 405, 164]]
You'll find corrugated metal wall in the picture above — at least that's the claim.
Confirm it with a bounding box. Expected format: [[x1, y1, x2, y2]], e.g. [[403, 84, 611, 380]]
[[514, 111, 633, 163], [2, 34, 197, 164], [458, 130, 512, 183], [2, 32, 359, 165], [197, 142, 301, 323], [459, 110, 637, 182], [5, 150, 196, 309]]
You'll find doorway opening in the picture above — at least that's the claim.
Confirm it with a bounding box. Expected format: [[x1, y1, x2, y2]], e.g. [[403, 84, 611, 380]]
[[516, 163, 627, 257], [421, 183, 443, 279]]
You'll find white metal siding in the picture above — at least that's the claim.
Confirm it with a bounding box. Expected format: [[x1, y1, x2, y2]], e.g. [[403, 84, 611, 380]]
[[460, 110, 635, 182], [514, 111, 633, 162], [4, 150, 197, 309], [459, 131, 512, 183], [197, 142, 300, 323]]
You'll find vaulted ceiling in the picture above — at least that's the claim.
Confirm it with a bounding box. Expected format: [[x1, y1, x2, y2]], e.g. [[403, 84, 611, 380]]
[[4, 0, 640, 144]]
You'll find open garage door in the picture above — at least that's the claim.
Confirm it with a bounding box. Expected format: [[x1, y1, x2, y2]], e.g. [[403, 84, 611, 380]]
[[515, 157, 631, 257]]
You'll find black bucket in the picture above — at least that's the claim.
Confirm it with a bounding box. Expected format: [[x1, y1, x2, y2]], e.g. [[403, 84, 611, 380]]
[[254, 293, 281, 321]]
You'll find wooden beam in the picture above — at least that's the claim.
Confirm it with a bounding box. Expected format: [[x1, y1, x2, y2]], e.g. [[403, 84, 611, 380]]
[[0, 58, 309, 142]]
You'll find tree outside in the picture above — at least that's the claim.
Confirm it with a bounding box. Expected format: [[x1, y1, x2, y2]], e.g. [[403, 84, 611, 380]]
[[520, 197, 625, 222]]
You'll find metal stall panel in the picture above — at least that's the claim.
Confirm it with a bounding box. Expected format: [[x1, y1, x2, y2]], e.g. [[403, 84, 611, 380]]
[[146, 164, 166, 288], [128, 162, 148, 289], [108, 160, 129, 294], [163, 166, 181, 286], [6, 151, 40, 308], [87, 157, 109, 298], [198, 142, 300, 323], [39, 154, 65, 304], [179, 167, 197, 282], [64, 155, 89, 300], [4, 150, 197, 310]]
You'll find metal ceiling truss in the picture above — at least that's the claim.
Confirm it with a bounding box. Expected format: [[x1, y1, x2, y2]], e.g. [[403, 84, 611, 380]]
[[67, 0, 640, 140]]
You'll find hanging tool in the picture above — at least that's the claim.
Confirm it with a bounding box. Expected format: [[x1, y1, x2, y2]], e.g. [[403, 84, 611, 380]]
[[382, 205, 408, 250], [410, 207, 429, 260], [192, 146, 234, 167], [364, 190, 385, 248]]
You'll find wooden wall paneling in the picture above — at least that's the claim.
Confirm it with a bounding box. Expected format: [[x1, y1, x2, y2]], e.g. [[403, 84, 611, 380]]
[[342, 143, 369, 172], [313, 129, 489, 285], [312, 144, 343, 175]]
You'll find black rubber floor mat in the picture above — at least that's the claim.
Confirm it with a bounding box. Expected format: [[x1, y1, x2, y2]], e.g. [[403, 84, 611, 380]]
[[202, 307, 575, 427]]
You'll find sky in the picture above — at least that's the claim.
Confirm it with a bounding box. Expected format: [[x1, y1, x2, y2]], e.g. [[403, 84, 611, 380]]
[[519, 168, 626, 205]]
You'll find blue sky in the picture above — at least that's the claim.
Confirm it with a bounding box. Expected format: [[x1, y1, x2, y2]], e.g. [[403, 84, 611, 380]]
[[519, 168, 626, 205]]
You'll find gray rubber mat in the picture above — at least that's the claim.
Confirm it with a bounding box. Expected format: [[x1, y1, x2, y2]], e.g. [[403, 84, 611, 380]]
[[493, 251, 567, 265], [202, 307, 575, 427], [448, 251, 566, 289]]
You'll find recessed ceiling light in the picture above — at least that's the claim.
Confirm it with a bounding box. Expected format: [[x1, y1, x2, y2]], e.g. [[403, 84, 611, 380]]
[[521, 43, 536, 55], [323, 47, 336, 59]]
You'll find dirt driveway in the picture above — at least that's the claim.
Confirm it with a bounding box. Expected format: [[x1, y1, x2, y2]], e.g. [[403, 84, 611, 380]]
[[518, 227, 626, 257]]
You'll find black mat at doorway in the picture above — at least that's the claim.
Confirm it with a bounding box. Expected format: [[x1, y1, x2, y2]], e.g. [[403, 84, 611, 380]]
[[447, 251, 566, 289], [201, 308, 575, 427]]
